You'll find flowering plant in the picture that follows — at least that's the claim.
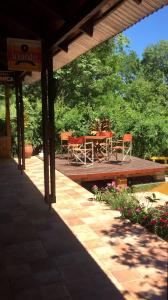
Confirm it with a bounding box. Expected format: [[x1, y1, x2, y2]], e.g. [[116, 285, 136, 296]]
[[119, 196, 168, 241], [92, 180, 138, 210], [92, 181, 168, 241]]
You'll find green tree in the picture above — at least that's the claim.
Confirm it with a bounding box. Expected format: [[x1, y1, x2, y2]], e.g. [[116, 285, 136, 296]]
[[13, 36, 168, 159], [142, 40, 168, 84]]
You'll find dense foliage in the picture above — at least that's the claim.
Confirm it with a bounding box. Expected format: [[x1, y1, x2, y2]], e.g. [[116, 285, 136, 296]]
[[8, 35, 168, 157], [53, 36, 168, 157]]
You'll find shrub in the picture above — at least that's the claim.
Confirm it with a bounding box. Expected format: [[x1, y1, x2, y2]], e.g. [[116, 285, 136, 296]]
[[92, 182, 168, 241], [121, 202, 168, 241], [92, 181, 138, 210]]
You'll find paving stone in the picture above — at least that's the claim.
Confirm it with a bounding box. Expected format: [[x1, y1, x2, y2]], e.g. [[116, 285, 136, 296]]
[[6, 264, 32, 279], [0, 277, 11, 300], [111, 268, 142, 283], [14, 288, 41, 300], [4, 241, 48, 264], [40, 283, 72, 300], [10, 275, 36, 294]]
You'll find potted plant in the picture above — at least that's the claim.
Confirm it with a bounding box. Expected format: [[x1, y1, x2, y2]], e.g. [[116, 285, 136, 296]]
[[24, 129, 33, 158]]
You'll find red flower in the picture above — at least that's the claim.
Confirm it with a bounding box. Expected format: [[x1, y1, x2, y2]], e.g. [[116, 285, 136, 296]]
[[127, 209, 132, 217], [159, 218, 167, 223], [150, 219, 157, 225], [162, 212, 168, 216], [135, 207, 141, 213], [160, 226, 163, 230], [143, 215, 148, 220]]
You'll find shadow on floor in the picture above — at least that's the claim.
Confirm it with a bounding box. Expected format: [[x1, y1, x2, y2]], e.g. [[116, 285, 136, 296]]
[[100, 217, 168, 300], [0, 158, 127, 300]]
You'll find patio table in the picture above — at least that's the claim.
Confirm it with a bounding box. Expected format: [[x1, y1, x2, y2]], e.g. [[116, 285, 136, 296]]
[[84, 135, 108, 162]]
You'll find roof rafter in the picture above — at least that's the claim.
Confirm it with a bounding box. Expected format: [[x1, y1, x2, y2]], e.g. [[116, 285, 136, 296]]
[[49, 0, 110, 53], [133, 0, 142, 4]]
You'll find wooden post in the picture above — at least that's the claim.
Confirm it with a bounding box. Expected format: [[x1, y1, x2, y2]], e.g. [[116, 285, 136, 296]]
[[19, 78, 25, 171], [47, 51, 56, 203], [5, 84, 11, 137], [4, 84, 11, 157], [41, 43, 50, 203], [15, 75, 22, 170]]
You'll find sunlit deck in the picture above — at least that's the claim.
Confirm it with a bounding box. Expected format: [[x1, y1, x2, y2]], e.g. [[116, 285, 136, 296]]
[[56, 155, 166, 182]]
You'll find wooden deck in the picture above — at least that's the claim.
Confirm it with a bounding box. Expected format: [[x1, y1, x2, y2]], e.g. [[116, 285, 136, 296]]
[[55, 155, 166, 182]]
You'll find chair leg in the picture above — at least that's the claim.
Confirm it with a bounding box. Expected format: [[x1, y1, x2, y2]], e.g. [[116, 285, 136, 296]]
[[61, 141, 63, 157]]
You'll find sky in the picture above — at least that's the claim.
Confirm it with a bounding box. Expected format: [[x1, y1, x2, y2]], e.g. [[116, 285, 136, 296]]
[[124, 5, 168, 58]]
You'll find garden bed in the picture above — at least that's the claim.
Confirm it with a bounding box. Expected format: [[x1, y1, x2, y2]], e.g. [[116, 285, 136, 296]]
[[92, 181, 168, 241]]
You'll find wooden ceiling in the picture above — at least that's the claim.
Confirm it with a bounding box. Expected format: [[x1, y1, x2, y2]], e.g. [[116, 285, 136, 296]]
[[0, 0, 167, 83], [0, 0, 111, 48]]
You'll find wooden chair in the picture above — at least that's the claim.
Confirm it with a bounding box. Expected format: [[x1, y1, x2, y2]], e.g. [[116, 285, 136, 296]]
[[112, 133, 132, 162], [96, 131, 113, 162], [68, 136, 94, 165], [60, 131, 72, 157]]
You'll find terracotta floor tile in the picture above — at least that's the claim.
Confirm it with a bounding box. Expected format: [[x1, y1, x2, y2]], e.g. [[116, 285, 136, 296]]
[[111, 268, 142, 283], [0, 278, 11, 300], [10, 275, 36, 294], [80, 202, 95, 207], [4, 241, 48, 264], [102, 260, 129, 272], [71, 224, 93, 233], [82, 239, 104, 249], [74, 230, 100, 241], [64, 218, 84, 226], [40, 283, 72, 300], [93, 246, 116, 259], [6, 264, 32, 279], [14, 288, 41, 300], [135, 265, 164, 277], [81, 217, 98, 224], [122, 276, 168, 300]]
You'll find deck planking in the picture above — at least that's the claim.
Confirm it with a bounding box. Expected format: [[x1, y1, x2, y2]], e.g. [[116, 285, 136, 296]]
[[55, 155, 166, 182]]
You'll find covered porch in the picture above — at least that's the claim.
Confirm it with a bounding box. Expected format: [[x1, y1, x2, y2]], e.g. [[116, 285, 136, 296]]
[[0, 157, 167, 299], [0, 1, 168, 299]]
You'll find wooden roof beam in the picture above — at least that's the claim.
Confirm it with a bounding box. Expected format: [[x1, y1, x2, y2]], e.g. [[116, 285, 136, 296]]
[[133, 0, 142, 4], [80, 23, 94, 37], [58, 41, 69, 53], [50, 0, 110, 54]]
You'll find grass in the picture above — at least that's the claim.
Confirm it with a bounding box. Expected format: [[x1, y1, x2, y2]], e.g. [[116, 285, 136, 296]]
[[132, 182, 164, 193]]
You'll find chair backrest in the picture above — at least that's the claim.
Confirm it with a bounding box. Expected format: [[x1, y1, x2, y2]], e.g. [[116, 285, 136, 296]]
[[96, 131, 113, 138], [60, 131, 72, 141], [68, 136, 85, 145], [123, 133, 132, 142]]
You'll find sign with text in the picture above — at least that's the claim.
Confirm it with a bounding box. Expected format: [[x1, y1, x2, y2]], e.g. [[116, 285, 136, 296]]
[[7, 38, 41, 71], [0, 71, 14, 83]]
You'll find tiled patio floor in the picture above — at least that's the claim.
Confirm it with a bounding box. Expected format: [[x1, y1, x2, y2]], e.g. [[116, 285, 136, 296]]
[[0, 157, 167, 300]]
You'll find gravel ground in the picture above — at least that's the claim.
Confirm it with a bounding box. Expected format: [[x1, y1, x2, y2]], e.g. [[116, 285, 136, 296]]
[[135, 191, 168, 207]]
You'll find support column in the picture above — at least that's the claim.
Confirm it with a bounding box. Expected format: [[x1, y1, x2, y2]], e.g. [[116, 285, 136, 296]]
[[19, 77, 25, 171], [5, 84, 11, 137], [47, 52, 56, 203], [41, 44, 50, 203], [5, 84, 11, 157], [15, 76, 22, 169]]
